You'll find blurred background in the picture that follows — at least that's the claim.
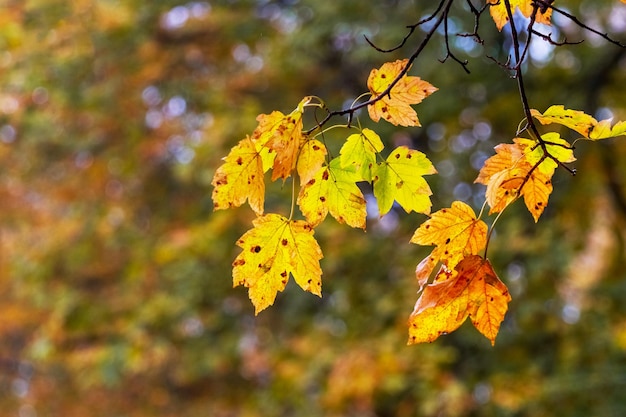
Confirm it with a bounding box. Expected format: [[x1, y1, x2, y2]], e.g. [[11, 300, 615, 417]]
[[1, 1, 626, 416]]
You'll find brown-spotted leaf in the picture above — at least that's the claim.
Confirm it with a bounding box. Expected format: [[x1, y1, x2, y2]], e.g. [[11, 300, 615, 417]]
[[476, 139, 556, 221], [232, 213, 323, 314], [408, 255, 511, 345], [410, 201, 488, 271], [367, 59, 437, 127], [212, 135, 265, 215], [297, 157, 366, 229], [531, 105, 626, 141], [252, 97, 310, 181], [489, 0, 552, 31], [297, 139, 327, 185]]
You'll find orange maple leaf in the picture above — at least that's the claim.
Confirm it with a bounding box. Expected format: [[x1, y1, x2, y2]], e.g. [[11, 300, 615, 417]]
[[408, 255, 511, 345], [475, 139, 558, 222], [232, 214, 323, 314], [410, 201, 488, 276], [252, 97, 310, 181], [367, 59, 437, 127], [488, 0, 553, 31], [212, 135, 266, 215]]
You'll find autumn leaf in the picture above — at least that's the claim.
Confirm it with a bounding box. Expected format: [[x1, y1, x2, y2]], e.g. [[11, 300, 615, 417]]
[[297, 157, 367, 229], [410, 201, 488, 274], [518, 133, 575, 176], [252, 97, 310, 181], [212, 135, 266, 215], [489, 0, 552, 31], [373, 146, 436, 217], [408, 255, 511, 345], [297, 139, 327, 185], [339, 128, 384, 182], [531, 105, 626, 140], [367, 59, 437, 127], [475, 139, 558, 221], [232, 214, 323, 314]]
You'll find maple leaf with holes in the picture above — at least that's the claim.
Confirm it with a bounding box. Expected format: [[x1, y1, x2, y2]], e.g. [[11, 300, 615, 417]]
[[232, 213, 323, 314], [339, 128, 384, 182], [408, 255, 511, 345], [488, 0, 552, 31], [252, 97, 310, 181], [297, 157, 367, 229], [531, 105, 626, 140], [367, 59, 437, 127], [373, 146, 437, 217], [410, 201, 488, 279], [212, 135, 266, 215]]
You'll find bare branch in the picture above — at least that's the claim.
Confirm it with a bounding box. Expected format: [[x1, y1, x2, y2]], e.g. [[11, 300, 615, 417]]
[[533, 0, 626, 48]]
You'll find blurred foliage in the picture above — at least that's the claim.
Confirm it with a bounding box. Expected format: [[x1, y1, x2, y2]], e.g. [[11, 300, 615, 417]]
[[0, 0, 625, 416]]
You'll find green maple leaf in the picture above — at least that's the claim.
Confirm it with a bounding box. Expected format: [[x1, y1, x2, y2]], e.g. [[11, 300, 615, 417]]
[[373, 146, 436, 217], [339, 128, 384, 182]]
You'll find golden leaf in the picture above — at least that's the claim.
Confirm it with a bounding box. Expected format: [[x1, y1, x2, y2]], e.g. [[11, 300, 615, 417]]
[[212, 136, 266, 215], [410, 201, 488, 271], [233, 214, 323, 314], [297, 158, 367, 229], [489, 0, 552, 31], [408, 255, 511, 345], [252, 97, 310, 181], [367, 59, 437, 127]]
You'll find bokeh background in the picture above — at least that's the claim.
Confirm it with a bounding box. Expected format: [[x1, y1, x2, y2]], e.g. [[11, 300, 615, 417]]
[[1, 1, 626, 416]]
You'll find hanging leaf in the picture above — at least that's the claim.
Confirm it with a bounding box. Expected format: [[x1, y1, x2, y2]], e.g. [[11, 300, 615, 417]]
[[531, 105, 626, 140], [367, 59, 437, 127], [489, 0, 552, 31], [252, 97, 310, 181], [475, 139, 557, 222], [298, 157, 367, 229], [339, 128, 384, 182], [518, 133, 575, 176], [408, 255, 511, 345], [373, 146, 437, 217], [410, 201, 488, 272], [297, 139, 327, 185], [232, 214, 323, 314], [212, 135, 266, 215]]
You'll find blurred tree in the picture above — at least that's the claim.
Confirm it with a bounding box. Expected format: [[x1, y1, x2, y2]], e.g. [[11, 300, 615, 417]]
[[0, 1, 625, 416]]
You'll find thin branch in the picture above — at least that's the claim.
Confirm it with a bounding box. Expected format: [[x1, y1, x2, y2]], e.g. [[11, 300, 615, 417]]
[[533, 0, 625, 48], [530, 29, 583, 46], [440, 0, 471, 73], [305, 0, 452, 135], [364, 0, 447, 53]]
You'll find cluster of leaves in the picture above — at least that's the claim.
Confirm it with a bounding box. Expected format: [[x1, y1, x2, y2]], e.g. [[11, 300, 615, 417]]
[[213, 0, 626, 345]]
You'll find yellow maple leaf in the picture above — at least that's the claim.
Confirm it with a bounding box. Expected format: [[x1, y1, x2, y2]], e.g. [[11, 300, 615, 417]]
[[297, 139, 327, 185], [408, 255, 511, 345], [489, 0, 552, 31], [373, 146, 437, 217], [517, 133, 575, 176], [252, 97, 310, 181], [212, 135, 266, 215], [367, 59, 437, 127], [297, 157, 367, 229], [410, 201, 488, 274], [232, 213, 323, 314], [532, 105, 626, 140]]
